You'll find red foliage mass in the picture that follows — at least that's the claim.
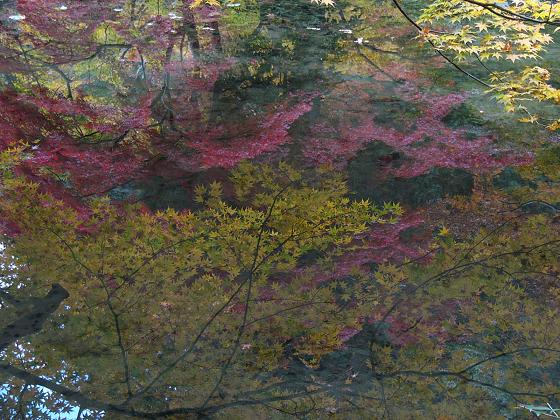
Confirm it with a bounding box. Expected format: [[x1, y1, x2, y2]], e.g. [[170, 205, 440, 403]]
[[303, 82, 532, 177], [0, 90, 150, 197], [366, 296, 473, 347], [12, 0, 116, 60], [0, 81, 317, 197], [25, 135, 145, 196], [0, 92, 46, 148], [188, 93, 317, 168], [289, 212, 427, 289]]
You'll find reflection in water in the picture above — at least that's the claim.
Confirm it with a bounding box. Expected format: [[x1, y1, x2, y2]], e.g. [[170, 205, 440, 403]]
[[1, 0, 559, 418]]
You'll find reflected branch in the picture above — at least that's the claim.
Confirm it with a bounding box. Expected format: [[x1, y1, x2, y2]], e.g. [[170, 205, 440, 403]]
[[0, 284, 69, 352]]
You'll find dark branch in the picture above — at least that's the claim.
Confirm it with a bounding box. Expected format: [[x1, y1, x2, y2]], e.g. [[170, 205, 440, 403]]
[[0, 284, 69, 352]]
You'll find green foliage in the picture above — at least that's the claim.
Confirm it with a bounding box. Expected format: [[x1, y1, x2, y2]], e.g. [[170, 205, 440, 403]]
[[0, 162, 400, 417], [350, 210, 560, 417], [416, 0, 560, 128], [2, 156, 560, 418], [534, 144, 560, 180]]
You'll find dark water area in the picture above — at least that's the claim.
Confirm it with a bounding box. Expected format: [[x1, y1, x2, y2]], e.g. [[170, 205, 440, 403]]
[[1, 0, 560, 418]]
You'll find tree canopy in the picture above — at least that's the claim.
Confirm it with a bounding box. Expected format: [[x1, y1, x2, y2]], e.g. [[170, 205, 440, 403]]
[[1, 0, 560, 418]]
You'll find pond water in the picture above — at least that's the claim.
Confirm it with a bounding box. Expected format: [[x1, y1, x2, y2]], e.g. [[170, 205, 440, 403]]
[[1, 0, 559, 418]]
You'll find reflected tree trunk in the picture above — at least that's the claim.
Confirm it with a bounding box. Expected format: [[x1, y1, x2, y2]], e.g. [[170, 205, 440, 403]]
[[0, 284, 69, 352]]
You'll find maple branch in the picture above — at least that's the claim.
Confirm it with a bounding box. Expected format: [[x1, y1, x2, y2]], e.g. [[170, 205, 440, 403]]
[[376, 238, 560, 330], [390, 0, 491, 87], [45, 227, 95, 275], [0, 364, 116, 413], [461, 0, 560, 26], [200, 182, 292, 409], [14, 36, 42, 88], [245, 300, 333, 327], [355, 46, 400, 82], [76, 130, 130, 147], [455, 347, 560, 374], [15, 384, 29, 419], [99, 277, 133, 398], [0, 363, 330, 418], [395, 246, 441, 268], [511, 200, 559, 214], [378, 378, 391, 420], [129, 181, 319, 407], [453, 211, 526, 267], [43, 63, 73, 99], [56, 43, 133, 65], [381, 369, 559, 401], [125, 278, 248, 404]]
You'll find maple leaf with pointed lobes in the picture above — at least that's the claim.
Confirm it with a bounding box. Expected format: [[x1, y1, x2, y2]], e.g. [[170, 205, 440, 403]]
[[438, 225, 450, 236]]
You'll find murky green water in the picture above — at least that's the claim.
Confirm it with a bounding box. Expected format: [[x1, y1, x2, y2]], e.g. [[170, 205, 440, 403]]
[[1, 0, 559, 418]]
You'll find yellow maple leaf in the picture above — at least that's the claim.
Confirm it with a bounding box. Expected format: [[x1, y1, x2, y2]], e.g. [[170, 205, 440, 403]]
[[438, 225, 450, 236]]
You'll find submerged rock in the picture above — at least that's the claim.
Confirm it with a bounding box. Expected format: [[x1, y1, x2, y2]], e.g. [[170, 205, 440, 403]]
[[492, 167, 535, 191], [348, 142, 474, 207]]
